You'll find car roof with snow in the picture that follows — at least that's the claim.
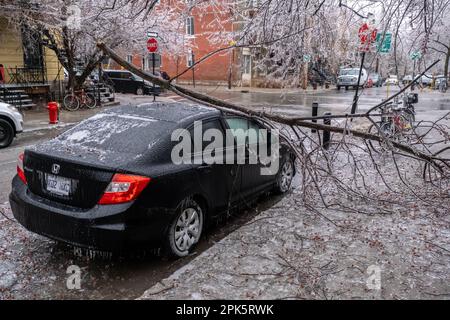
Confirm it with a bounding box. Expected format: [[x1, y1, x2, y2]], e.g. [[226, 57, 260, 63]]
[[26, 102, 221, 173]]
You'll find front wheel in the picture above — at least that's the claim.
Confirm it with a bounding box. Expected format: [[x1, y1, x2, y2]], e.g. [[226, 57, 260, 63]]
[[84, 93, 97, 109], [136, 87, 144, 95], [166, 197, 204, 258], [368, 122, 394, 153], [0, 119, 14, 148], [63, 94, 80, 111]]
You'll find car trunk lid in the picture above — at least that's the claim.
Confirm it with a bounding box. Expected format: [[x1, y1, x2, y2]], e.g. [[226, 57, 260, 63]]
[[23, 109, 176, 208]]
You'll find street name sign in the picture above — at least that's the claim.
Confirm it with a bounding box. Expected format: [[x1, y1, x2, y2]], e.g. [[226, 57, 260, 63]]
[[376, 32, 392, 53]]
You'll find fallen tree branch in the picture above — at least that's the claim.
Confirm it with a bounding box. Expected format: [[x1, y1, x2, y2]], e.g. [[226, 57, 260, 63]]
[[96, 43, 448, 170]]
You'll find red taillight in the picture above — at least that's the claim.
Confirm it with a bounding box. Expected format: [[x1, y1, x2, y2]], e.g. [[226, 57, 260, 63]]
[[17, 152, 27, 184], [98, 174, 151, 205]]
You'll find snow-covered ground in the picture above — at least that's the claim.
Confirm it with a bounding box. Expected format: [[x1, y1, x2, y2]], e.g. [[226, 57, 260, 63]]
[[140, 162, 450, 300], [140, 191, 450, 299]]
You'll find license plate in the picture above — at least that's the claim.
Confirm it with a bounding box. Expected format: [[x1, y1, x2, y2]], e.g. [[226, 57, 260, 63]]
[[45, 174, 72, 196]]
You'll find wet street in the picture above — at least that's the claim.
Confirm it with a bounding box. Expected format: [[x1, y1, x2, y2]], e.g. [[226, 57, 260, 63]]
[[0, 86, 449, 299]]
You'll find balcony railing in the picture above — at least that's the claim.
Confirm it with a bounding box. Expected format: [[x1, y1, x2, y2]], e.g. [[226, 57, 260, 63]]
[[7, 66, 47, 85]]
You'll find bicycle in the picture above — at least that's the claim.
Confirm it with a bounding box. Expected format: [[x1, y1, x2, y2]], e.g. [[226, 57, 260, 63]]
[[63, 87, 97, 111], [368, 93, 417, 152]]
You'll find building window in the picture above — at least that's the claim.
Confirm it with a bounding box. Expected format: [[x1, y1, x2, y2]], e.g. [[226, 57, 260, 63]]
[[243, 55, 251, 74], [126, 54, 133, 64], [142, 56, 147, 71], [143, 54, 162, 71], [186, 16, 195, 36], [187, 49, 194, 67]]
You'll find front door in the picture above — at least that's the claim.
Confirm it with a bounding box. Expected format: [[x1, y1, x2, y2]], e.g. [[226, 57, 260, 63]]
[[192, 119, 239, 215], [224, 116, 266, 199]]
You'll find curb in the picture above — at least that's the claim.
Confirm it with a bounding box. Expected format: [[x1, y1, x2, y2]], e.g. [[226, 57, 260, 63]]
[[21, 101, 121, 134], [23, 122, 77, 133]]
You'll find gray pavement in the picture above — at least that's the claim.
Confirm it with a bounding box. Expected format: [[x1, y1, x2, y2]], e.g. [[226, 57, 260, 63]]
[[0, 86, 448, 299]]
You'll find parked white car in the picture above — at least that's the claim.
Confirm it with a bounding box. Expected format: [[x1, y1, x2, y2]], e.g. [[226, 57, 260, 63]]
[[402, 75, 413, 84], [0, 101, 23, 148], [419, 74, 433, 86], [337, 68, 369, 90], [384, 76, 399, 86]]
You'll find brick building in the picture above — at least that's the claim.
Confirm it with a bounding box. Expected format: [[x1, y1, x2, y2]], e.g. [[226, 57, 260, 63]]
[[109, 0, 244, 86]]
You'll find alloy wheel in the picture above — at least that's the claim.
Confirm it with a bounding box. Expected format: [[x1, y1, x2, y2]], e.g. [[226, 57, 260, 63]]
[[174, 207, 201, 252], [279, 159, 294, 193]]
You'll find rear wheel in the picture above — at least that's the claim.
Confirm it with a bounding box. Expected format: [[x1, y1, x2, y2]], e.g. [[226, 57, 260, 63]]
[[63, 94, 80, 111], [166, 197, 204, 258], [0, 119, 14, 148], [337, 85, 341, 90]]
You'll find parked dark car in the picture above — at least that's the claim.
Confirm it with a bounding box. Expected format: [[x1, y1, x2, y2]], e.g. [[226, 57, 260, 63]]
[[10, 102, 295, 257], [103, 70, 161, 95]]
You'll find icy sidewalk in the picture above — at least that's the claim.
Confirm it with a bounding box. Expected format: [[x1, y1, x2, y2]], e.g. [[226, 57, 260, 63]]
[[139, 189, 449, 300]]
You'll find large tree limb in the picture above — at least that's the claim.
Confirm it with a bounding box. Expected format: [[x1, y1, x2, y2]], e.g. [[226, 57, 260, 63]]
[[96, 43, 449, 169]]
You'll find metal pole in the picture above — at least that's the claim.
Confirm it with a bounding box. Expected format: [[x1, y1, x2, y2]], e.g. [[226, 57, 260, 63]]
[[98, 63, 102, 107], [311, 102, 318, 133], [323, 112, 332, 150], [192, 53, 196, 88], [351, 51, 366, 115], [412, 59, 416, 91], [152, 53, 156, 102]]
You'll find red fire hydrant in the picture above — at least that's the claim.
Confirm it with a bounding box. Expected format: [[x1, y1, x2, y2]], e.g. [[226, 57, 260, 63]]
[[47, 102, 59, 124]]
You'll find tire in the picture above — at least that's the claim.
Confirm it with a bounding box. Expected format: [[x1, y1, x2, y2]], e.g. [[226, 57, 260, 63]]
[[84, 93, 97, 109], [0, 119, 14, 149], [337, 86, 341, 90], [136, 87, 144, 95], [166, 197, 204, 258], [368, 122, 393, 153], [63, 94, 80, 111], [345, 86, 349, 90], [274, 153, 295, 194]]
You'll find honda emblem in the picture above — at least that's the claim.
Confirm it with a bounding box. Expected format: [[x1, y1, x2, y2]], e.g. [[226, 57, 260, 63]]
[[52, 164, 60, 175]]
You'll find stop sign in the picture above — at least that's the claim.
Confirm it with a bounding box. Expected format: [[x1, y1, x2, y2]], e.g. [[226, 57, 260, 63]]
[[147, 37, 158, 53], [358, 23, 377, 52]]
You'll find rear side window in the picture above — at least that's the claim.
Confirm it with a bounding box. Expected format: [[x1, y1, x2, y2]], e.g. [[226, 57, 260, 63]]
[[225, 117, 248, 147], [107, 72, 121, 79]]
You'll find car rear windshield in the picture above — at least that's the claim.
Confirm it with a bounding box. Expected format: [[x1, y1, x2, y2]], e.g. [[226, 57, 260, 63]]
[[55, 112, 173, 155]]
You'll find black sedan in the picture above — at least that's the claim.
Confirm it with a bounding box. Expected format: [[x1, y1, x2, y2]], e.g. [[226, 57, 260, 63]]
[[10, 102, 295, 257]]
